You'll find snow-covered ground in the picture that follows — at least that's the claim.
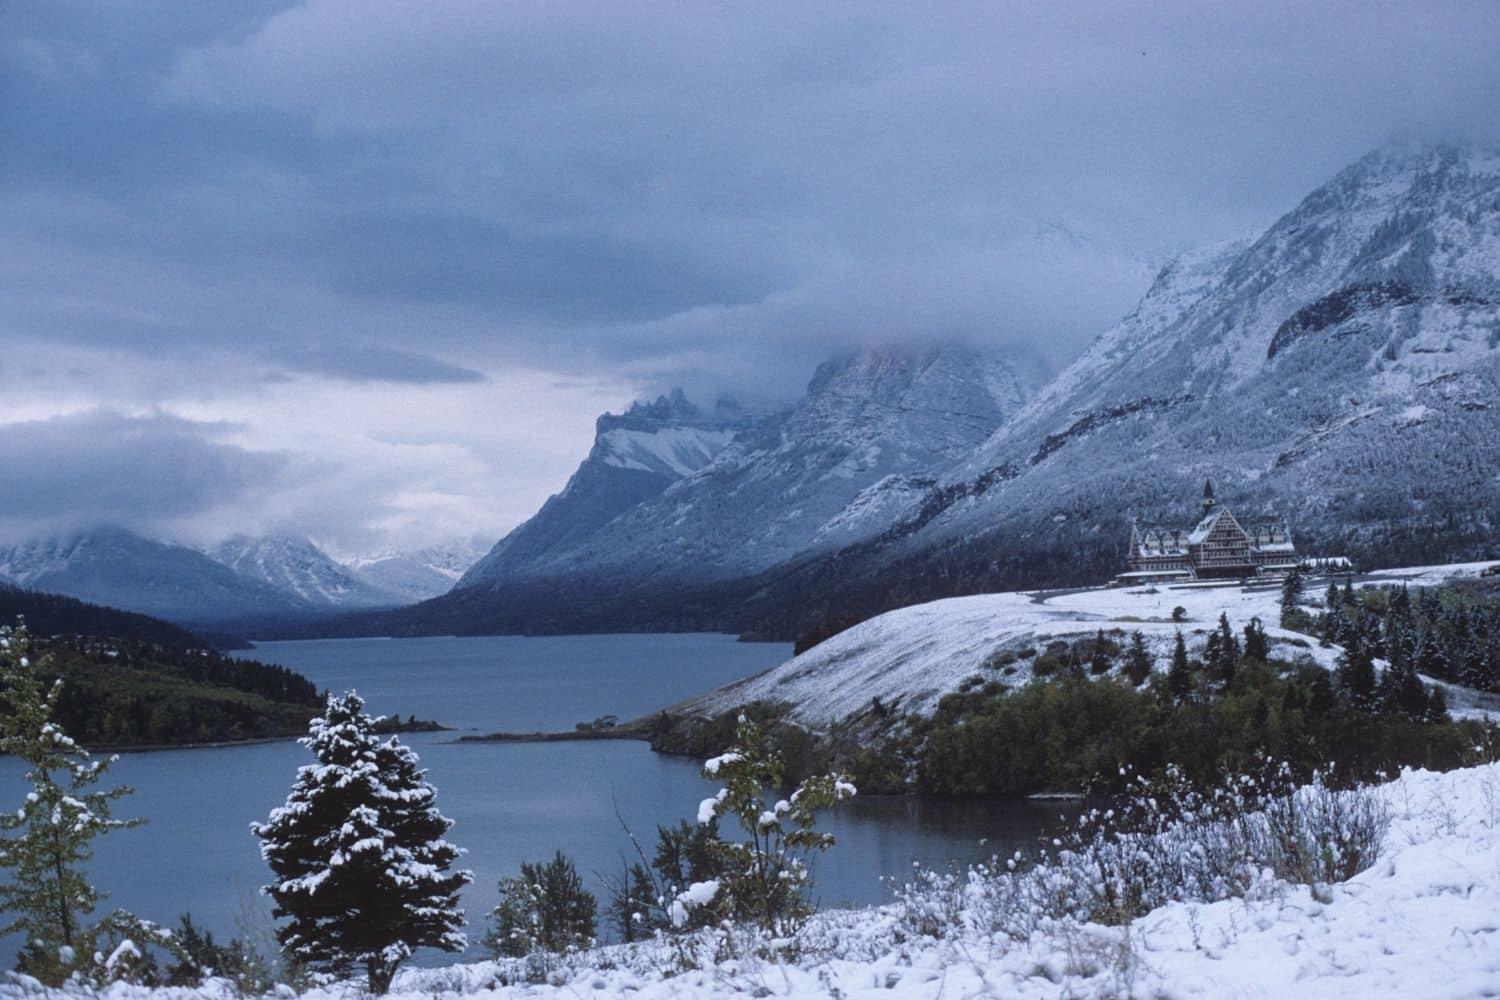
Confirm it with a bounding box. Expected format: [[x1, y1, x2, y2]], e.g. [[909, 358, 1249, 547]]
[[675, 561, 1500, 730], [26, 761, 1500, 999]]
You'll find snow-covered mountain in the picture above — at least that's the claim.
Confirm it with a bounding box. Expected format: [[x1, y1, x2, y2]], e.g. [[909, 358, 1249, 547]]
[[348, 540, 486, 603], [459, 344, 1047, 591], [882, 141, 1500, 576], [457, 389, 760, 588], [211, 535, 401, 610], [0, 527, 312, 627]]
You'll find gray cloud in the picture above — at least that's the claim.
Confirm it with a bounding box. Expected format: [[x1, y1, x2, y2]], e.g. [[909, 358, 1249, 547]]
[[273, 344, 487, 384], [1, 1, 1498, 551], [0, 411, 288, 542]]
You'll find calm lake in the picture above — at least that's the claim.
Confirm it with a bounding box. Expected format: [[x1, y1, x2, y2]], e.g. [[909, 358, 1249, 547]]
[[0, 633, 1072, 964]]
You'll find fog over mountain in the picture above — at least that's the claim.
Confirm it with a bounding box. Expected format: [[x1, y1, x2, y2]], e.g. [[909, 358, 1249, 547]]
[[2, 2, 1498, 557]]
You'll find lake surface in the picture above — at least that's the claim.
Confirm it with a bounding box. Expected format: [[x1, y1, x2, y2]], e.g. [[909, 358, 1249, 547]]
[[0, 633, 1073, 964]]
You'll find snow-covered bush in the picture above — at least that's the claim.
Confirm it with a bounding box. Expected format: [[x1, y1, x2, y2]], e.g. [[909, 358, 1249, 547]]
[[690, 715, 856, 937], [897, 763, 1390, 943]]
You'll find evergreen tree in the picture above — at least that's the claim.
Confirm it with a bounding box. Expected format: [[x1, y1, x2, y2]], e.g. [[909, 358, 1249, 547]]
[[1215, 612, 1241, 682], [1461, 645, 1490, 691], [1378, 657, 1429, 721], [253, 692, 471, 994], [0, 625, 140, 985], [1242, 616, 1269, 662], [1336, 641, 1377, 711], [1307, 669, 1337, 716], [1204, 630, 1223, 677], [1279, 567, 1305, 626], [1390, 585, 1412, 618], [1088, 630, 1112, 675], [1322, 602, 1347, 647], [1416, 631, 1450, 682], [1167, 631, 1192, 701], [1124, 631, 1152, 686], [484, 852, 596, 958]]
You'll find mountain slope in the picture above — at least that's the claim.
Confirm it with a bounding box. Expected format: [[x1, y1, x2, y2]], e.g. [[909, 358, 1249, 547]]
[[212, 535, 400, 609], [0, 528, 312, 627], [458, 390, 752, 588], [462, 343, 1046, 592], [923, 141, 1500, 553]]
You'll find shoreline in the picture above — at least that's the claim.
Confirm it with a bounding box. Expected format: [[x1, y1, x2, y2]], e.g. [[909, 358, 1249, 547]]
[[92, 721, 451, 755], [456, 726, 650, 745], [92, 733, 302, 754]]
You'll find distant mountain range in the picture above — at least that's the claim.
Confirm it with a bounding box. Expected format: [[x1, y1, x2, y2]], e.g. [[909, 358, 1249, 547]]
[[348, 542, 488, 605], [284, 139, 1500, 642], [0, 528, 482, 631]]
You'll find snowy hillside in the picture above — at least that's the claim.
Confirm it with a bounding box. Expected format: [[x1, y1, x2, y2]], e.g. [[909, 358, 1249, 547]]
[[388, 761, 1500, 997], [678, 561, 1500, 731], [212, 536, 401, 609]]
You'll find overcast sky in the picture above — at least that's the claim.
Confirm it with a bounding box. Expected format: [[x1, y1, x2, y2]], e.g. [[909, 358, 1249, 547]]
[[2, 1, 1498, 556]]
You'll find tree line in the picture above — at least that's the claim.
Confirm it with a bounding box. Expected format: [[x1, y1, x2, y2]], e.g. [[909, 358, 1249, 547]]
[[28, 636, 322, 747]]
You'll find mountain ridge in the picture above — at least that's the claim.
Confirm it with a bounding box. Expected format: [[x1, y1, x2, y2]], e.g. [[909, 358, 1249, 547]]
[[457, 341, 1047, 593]]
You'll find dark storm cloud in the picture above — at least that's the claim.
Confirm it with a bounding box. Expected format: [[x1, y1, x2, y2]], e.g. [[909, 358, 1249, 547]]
[[2, 0, 1499, 547], [322, 214, 773, 322], [9, 0, 1500, 388], [0, 411, 286, 540]]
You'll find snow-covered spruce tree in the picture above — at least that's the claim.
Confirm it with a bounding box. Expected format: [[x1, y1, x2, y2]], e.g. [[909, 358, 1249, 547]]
[[0, 624, 140, 985], [688, 714, 855, 937], [252, 692, 471, 994]]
